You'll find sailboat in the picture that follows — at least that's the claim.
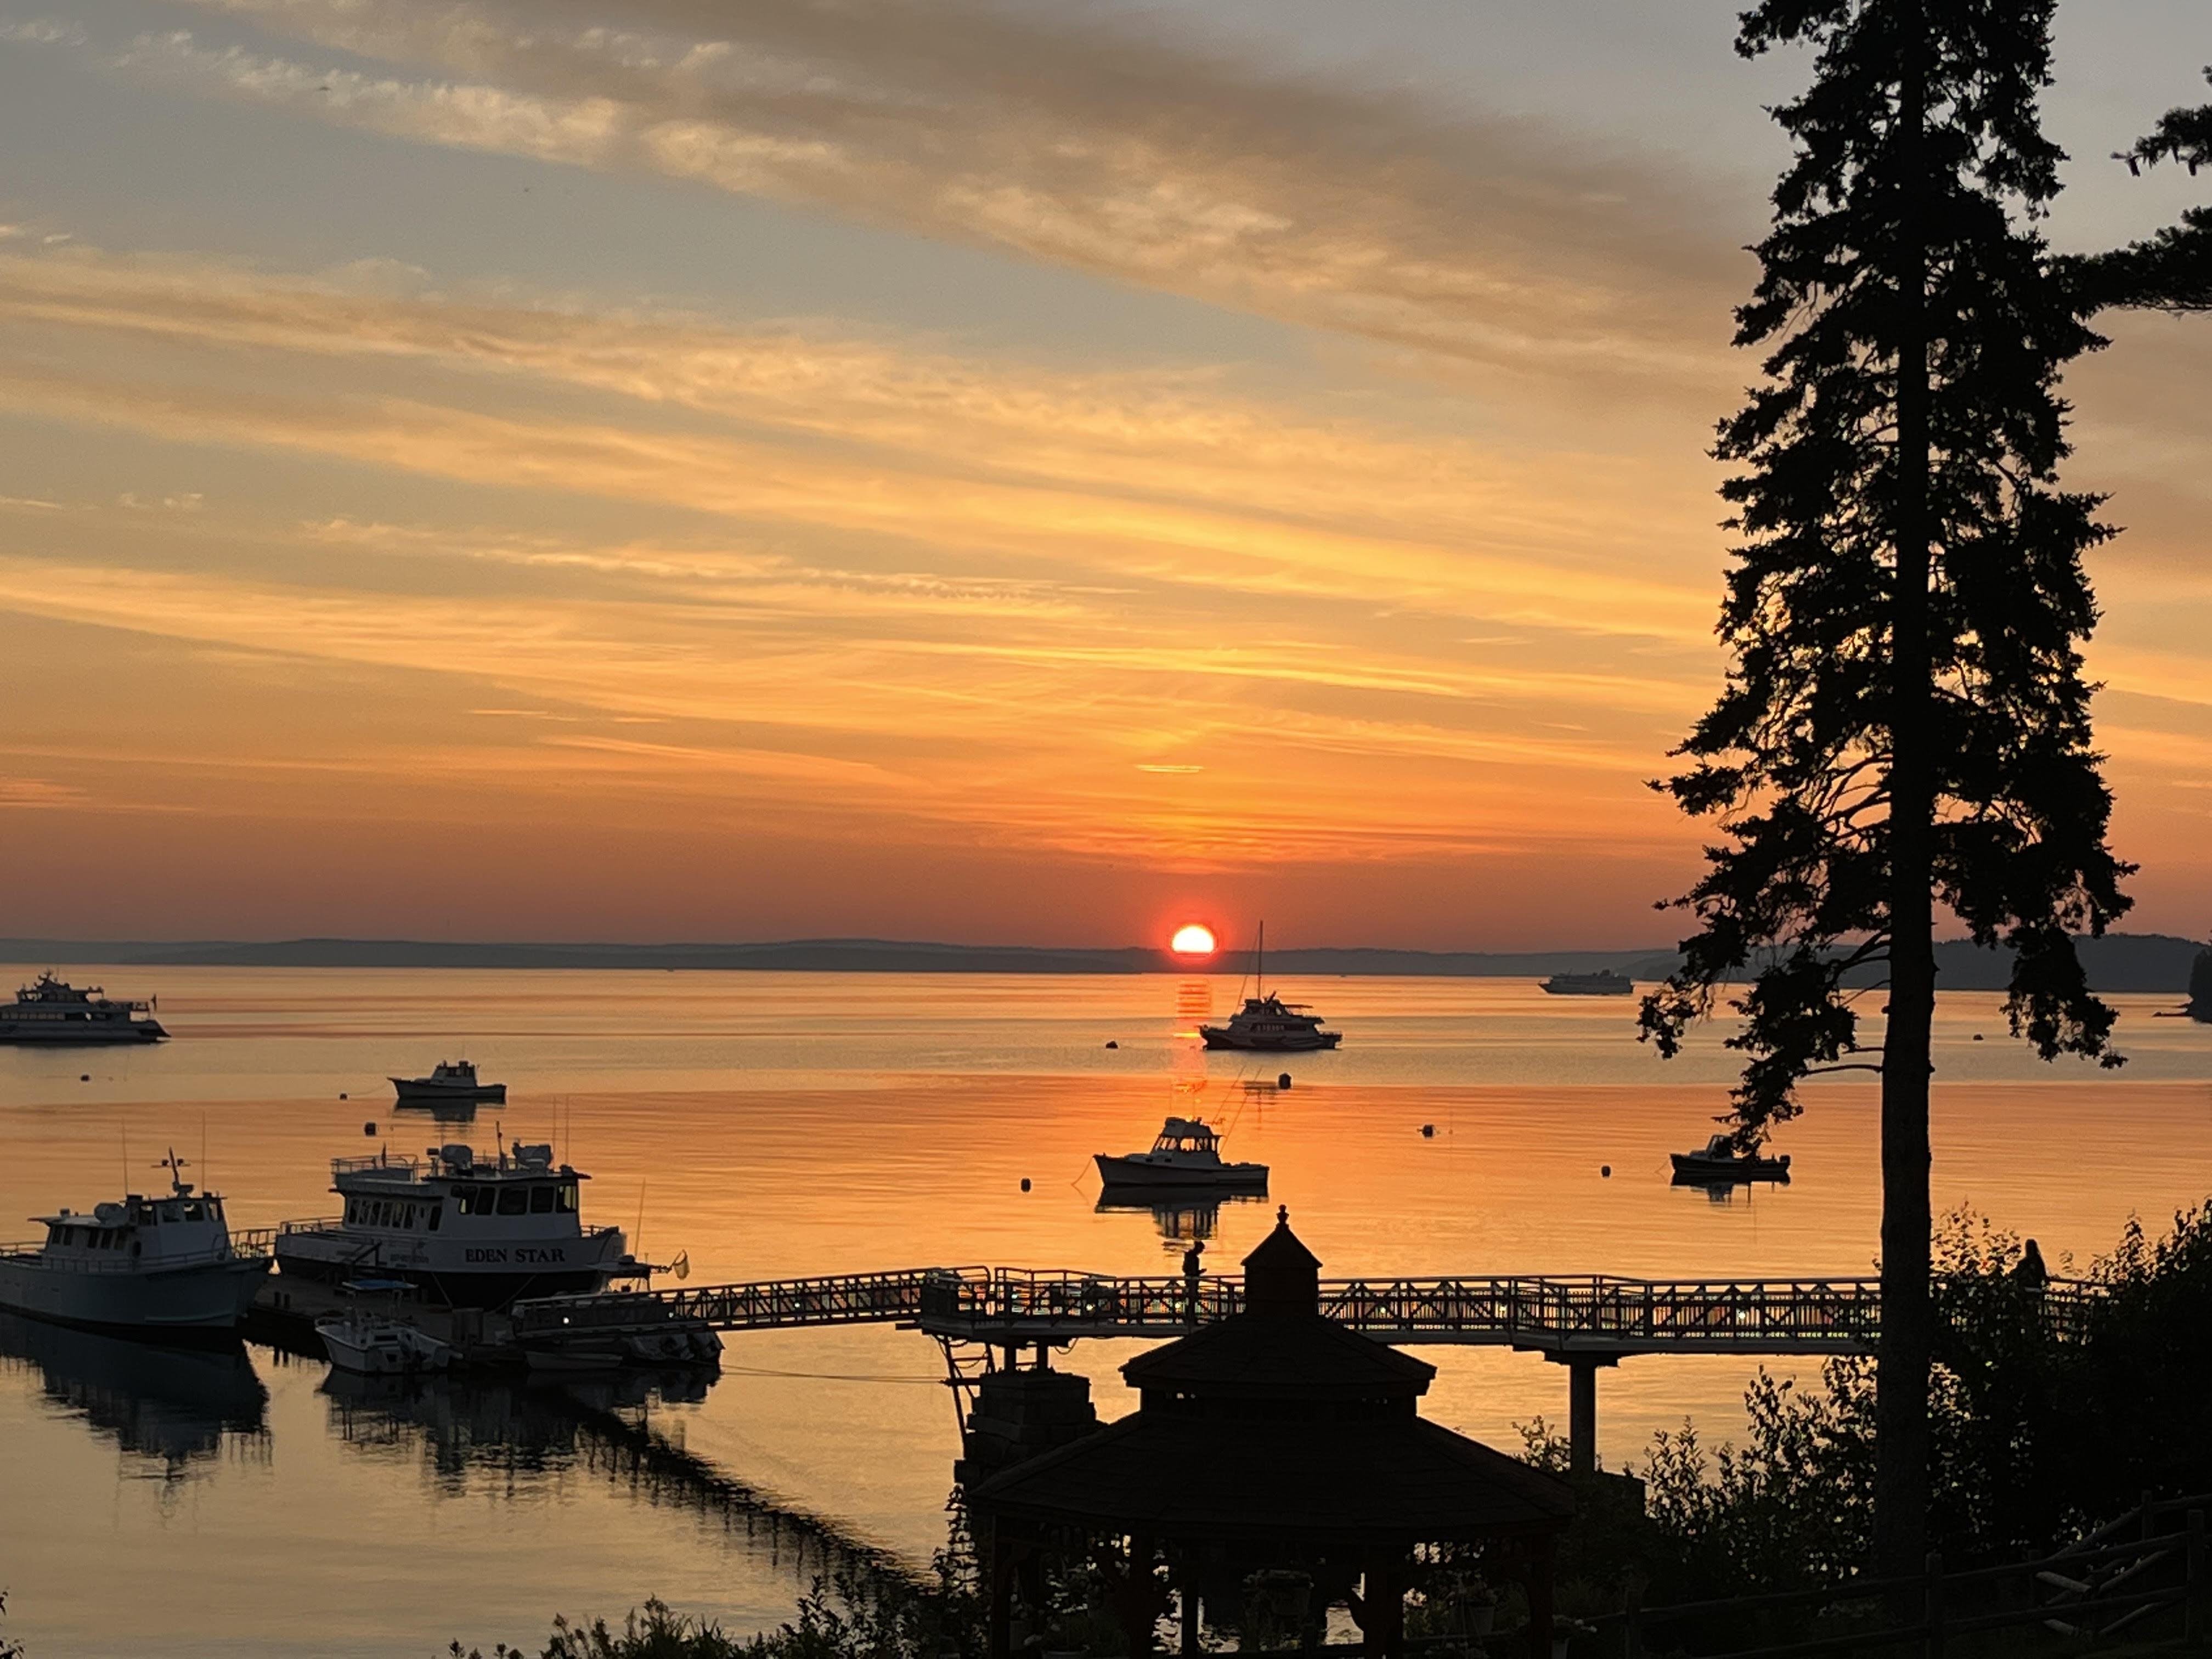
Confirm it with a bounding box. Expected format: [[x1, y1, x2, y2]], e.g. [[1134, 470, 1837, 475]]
[[1197, 924, 1342, 1052]]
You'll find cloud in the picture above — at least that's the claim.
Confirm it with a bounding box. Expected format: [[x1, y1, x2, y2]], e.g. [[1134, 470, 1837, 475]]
[[109, 0, 1746, 387]]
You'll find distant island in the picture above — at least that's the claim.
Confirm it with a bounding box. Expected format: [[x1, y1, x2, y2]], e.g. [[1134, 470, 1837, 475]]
[[2, 932, 2205, 992]]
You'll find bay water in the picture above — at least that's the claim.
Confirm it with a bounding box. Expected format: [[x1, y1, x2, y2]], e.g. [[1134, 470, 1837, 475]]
[[3, 967, 2209, 1657]]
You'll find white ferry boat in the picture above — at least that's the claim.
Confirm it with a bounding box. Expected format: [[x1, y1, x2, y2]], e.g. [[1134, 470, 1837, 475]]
[[1197, 924, 1341, 1052], [274, 1139, 631, 1308], [1095, 1117, 1268, 1192], [0, 973, 167, 1044], [0, 1155, 270, 1334]]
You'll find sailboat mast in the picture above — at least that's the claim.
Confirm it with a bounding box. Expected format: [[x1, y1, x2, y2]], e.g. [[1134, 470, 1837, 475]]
[[1257, 921, 1265, 997]]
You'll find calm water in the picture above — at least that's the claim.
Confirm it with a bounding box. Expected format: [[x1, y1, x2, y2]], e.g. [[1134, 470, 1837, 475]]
[[4, 967, 2211, 1657]]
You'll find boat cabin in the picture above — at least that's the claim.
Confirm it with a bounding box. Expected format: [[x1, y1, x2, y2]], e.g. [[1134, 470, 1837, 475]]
[[1152, 1118, 1222, 1156], [326, 1141, 589, 1237], [36, 1190, 234, 1265]]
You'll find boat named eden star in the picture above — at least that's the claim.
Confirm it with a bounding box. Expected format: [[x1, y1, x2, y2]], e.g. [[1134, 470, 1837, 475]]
[[0, 1155, 270, 1334], [0, 973, 167, 1044], [274, 1138, 630, 1307]]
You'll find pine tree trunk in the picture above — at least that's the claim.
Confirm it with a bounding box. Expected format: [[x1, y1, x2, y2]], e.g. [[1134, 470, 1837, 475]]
[[1875, 3, 1936, 1585]]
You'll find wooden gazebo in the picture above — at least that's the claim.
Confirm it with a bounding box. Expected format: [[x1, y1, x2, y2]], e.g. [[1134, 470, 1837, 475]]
[[968, 1210, 1573, 1657]]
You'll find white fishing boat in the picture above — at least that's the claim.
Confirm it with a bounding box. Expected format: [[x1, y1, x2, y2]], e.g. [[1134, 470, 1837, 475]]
[[1198, 924, 1341, 1052], [0, 1153, 270, 1334], [0, 973, 167, 1044], [315, 1282, 454, 1375], [390, 1060, 506, 1104], [1095, 1118, 1268, 1192], [274, 1138, 633, 1308]]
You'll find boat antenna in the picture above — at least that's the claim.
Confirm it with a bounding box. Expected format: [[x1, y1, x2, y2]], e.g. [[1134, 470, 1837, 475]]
[[634, 1179, 648, 1262], [1257, 920, 1265, 998]]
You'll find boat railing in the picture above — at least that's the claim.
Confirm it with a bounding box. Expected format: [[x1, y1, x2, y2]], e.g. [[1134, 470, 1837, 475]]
[[277, 1215, 347, 1235], [330, 1154, 421, 1178], [0, 1237, 270, 1273]]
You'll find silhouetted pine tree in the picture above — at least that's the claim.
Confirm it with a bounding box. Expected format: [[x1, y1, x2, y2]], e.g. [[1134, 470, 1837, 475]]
[[1638, 0, 2132, 1581], [2080, 70, 2212, 313]]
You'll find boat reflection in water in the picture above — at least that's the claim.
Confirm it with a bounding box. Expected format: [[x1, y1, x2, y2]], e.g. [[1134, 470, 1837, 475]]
[[1094, 1186, 1271, 1246], [0, 1308, 267, 1476], [318, 1364, 906, 1579]]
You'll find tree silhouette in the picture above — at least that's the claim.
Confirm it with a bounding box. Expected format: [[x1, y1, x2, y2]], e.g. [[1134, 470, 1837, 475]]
[[2079, 69, 2212, 313], [1639, 0, 2132, 1582]]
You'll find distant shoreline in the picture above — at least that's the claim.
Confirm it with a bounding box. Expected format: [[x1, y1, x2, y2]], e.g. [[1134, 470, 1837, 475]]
[[1, 933, 2201, 992]]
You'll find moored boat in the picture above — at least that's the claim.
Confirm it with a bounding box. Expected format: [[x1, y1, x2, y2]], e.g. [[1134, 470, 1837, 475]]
[[1096, 1118, 1268, 1192], [1670, 1133, 1792, 1184], [316, 1282, 454, 1374], [0, 1153, 270, 1334], [0, 973, 167, 1043], [274, 1138, 632, 1308], [1539, 970, 1634, 997], [390, 1060, 506, 1104], [1198, 924, 1341, 1052]]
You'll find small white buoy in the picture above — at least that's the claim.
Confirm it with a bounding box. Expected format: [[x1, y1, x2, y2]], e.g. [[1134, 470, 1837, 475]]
[[363, 1121, 377, 1136], [1020, 1177, 1032, 1192], [80, 1073, 91, 1082], [1420, 1124, 1435, 1138], [1601, 1165, 1612, 1178], [1277, 1073, 1292, 1090]]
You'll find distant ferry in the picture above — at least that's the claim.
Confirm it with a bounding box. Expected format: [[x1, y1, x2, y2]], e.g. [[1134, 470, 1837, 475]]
[[1198, 924, 1342, 1052], [0, 1154, 269, 1333], [1539, 970, 1634, 997], [0, 974, 168, 1044], [274, 1139, 631, 1308], [390, 1060, 506, 1105]]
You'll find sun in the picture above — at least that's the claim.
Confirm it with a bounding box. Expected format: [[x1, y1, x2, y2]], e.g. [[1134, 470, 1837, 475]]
[[1170, 923, 1217, 957]]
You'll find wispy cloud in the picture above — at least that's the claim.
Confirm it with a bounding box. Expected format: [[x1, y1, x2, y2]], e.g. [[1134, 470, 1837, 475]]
[[93, 0, 1746, 386]]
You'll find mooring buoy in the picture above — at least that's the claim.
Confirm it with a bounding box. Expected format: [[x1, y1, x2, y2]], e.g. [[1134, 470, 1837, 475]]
[[363, 1121, 377, 1136], [1020, 1177, 1032, 1192], [1277, 1073, 1292, 1090]]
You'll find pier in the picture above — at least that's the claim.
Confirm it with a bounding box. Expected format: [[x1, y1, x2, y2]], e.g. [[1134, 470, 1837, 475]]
[[479, 1265, 2100, 1473]]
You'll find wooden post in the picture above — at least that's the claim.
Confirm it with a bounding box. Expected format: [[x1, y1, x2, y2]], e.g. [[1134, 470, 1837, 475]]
[[1622, 1582, 1644, 1659], [1569, 1361, 1599, 1476], [2188, 1510, 2208, 1649], [1923, 1551, 1944, 1659], [1527, 1536, 1556, 1659]]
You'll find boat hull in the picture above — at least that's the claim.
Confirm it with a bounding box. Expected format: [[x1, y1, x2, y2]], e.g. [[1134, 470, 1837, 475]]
[[1538, 985, 1632, 997], [390, 1078, 507, 1103], [0, 1020, 167, 1044], [275, 1229, 622, 1308], [1197, 1030, 1340, 1051], [0, 1252, 270, 1333], [1669, 1153, 1791, 1184], [1094, 1154, 1269, 1192], [317, 1318, 452, 1375]]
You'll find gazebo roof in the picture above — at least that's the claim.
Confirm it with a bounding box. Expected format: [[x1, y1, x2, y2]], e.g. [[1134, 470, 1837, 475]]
[[969, 1410, 1575, 1545], [1121, 1310, 1434, 1401]]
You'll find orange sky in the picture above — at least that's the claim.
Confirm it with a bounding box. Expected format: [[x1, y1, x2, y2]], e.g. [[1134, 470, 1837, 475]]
[[1, 2, 2207, 948]]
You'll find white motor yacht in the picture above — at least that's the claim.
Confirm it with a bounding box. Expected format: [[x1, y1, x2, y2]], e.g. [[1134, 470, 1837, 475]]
[[0, 1154, 270, 1333], [274, 1139, 631, 1308], [1197, 925, 1341, 1052], [1095, 1118, 1268, 1192]]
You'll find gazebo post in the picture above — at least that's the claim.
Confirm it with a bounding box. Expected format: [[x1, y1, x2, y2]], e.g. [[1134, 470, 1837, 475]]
[[986, 1527, 1015, 1659], [1526, 1534, 1556, 1659]]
